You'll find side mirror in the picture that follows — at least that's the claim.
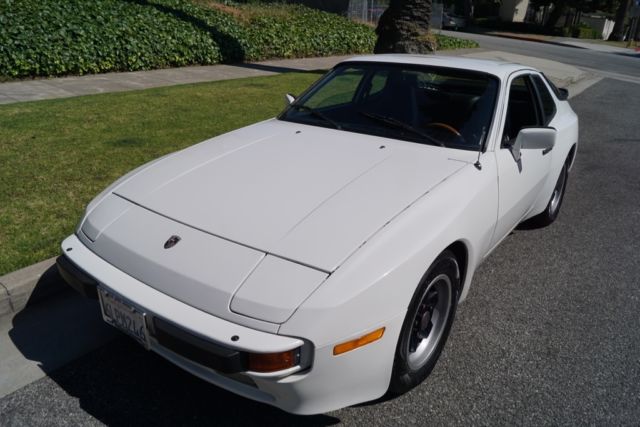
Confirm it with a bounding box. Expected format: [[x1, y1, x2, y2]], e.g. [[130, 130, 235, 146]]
[[509, 127, 556, 162], [285, 93, 296, 106], [558, 87, 569, 100]]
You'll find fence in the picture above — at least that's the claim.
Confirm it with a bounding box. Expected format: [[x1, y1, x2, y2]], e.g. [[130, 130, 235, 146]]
[[347, 0, 388, 23], [346, 0, 443, 29]]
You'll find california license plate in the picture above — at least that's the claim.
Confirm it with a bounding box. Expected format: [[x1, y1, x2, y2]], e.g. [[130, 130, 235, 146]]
[[98, 287, 150, 349]]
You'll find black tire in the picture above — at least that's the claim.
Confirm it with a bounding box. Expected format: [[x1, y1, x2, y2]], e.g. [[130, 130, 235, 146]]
[[388, 250, 460, 395], [525, 161, 569, 228]]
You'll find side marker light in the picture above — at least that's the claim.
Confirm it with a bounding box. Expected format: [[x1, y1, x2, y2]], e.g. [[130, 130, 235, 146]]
[[333, 327, 385, 355]]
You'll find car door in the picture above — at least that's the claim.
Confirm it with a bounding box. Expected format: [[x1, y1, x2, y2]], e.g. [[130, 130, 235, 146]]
[[490, 72, 552, 246]]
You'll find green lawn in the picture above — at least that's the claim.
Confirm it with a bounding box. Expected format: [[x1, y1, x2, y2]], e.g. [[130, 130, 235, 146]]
[[0, 72, 320, 276]]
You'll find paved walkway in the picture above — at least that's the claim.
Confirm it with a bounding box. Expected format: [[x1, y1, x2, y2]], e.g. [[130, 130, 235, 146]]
[[0, 56, 354, 105], [0, 49, 591, 105]]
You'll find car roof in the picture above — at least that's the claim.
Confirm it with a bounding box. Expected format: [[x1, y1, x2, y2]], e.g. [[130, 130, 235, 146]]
[[340, 54, 535, 80]]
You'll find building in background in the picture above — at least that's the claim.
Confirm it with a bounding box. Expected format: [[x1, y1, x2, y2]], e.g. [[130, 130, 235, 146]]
[[499, 0, 530, 22]]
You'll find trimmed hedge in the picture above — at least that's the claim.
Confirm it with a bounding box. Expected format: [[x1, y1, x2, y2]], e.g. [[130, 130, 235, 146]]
[[572, 24, 600, 39], [0, 0, 374, 78]]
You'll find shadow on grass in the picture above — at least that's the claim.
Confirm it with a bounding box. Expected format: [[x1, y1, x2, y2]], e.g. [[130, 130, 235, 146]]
[[106, 137, 146, 147], [233, 62, 329, 74], [123, 0, 246, 62]]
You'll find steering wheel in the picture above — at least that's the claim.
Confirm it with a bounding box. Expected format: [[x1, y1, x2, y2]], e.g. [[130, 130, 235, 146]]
[[425, 122, 461, 137]]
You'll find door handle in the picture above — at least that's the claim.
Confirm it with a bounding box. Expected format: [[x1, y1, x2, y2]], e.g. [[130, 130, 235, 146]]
[[542, 147, 553, 155]]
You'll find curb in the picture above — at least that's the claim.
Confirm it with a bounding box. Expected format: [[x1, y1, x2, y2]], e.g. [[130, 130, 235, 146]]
[[0, 257, 67, 319], [485, 32, 586, 49]]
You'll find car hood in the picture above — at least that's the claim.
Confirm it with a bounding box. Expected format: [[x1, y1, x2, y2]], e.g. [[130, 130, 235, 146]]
[[113, 119, 470, 272]]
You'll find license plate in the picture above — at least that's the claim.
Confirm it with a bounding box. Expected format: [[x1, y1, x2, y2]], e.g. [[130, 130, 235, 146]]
[[98, 287, 150, 349]]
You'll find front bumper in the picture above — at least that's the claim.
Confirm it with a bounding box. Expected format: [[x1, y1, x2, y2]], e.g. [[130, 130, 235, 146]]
[[59, 234, 403, 414]]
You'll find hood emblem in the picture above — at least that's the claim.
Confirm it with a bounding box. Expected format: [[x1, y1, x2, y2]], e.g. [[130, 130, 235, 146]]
[[164, 235, 181, 249]]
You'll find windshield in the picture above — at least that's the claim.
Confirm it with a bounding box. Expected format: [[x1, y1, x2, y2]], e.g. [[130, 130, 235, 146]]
[[279, 62, 499, 150]]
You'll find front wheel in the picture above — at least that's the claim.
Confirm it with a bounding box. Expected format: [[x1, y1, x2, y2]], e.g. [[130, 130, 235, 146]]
[[388, 250, 460, 395], [526, 162, 569, 228]]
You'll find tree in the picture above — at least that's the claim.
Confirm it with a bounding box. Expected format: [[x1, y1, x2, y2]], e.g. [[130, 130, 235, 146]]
[[529, 0, 621, 30], [608, 0, 632, 40], [545, 0, 568, 28], [374, 0, 435, 54]]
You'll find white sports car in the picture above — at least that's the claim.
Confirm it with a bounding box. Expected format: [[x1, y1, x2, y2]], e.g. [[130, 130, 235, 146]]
[[58, 55, 578, 415]]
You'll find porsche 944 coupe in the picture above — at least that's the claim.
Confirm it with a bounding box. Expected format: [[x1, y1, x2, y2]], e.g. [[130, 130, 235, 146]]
[[58, 55, 578, 414]]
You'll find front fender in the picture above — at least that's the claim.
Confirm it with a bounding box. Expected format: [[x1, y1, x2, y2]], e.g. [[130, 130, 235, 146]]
[[279, 155, 498, 348]]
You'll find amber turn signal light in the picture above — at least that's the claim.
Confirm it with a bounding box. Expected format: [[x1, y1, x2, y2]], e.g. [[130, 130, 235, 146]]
[[247, 349, 299, 373], [333, 327, 385, 355]]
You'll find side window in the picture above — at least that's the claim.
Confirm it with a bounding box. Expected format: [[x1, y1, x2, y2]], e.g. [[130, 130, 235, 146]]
[[531, 74, 556, 125], [305, 68, 365, 109], [503, 75, 541, 143], [364, 70, 389, 98]]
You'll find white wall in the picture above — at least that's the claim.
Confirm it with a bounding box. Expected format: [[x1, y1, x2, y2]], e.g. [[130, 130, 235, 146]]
[[499, 0, 530, 22]]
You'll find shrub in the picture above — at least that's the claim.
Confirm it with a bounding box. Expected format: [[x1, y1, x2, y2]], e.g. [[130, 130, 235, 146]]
[[0, 0, 231, 78], [573, 23, 600, 39], [435, 34, 479, 50]]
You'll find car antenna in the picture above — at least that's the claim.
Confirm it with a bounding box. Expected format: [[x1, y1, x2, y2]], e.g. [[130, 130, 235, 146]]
[[474, 126, 487, 170]]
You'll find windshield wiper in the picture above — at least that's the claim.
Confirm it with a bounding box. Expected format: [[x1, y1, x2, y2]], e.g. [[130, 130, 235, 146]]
[[291, 104, 342, 130], [359, 111, 445, 147]]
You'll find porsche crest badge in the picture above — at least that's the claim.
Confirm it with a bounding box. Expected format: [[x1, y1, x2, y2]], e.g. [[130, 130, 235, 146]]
[[164, 235, 181, 249]]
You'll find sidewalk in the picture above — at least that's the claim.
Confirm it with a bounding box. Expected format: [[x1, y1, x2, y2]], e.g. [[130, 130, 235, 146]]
[[0, 55, 354, 105], [0, 49, 591, 105]]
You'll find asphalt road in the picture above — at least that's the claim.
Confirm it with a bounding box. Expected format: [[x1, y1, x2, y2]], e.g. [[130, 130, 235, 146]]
[[440, 30, 640, 80], [1, 78, 640, 426]]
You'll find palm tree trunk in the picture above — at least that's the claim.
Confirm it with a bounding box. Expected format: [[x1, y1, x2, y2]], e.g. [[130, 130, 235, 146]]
[[544, 1, 567, 29], [374, 0, 435, 54], [608, 0, 632, 41]]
